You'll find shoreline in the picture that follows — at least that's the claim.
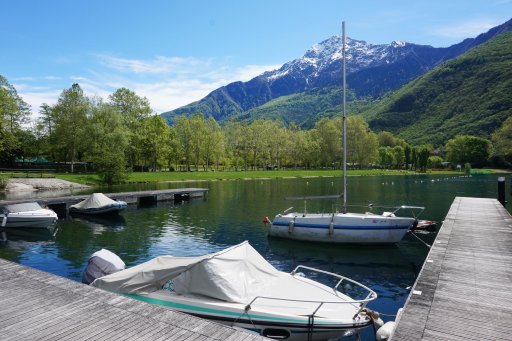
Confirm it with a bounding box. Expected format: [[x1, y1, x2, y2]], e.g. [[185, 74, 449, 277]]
[[4, 178, 89, 192]]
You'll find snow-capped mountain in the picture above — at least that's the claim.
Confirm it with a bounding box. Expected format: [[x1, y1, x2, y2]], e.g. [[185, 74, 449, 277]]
[[162, 18, 512, 125], [267, 36, 410, 81], [259, 35, 436, 96]]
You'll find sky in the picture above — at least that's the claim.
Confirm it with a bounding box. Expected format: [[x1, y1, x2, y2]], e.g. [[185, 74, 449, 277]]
[[2, 0, 511, 120]]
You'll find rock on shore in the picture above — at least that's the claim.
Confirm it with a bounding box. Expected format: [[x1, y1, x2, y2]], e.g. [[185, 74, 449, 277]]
[[6, 178, 89, 192]]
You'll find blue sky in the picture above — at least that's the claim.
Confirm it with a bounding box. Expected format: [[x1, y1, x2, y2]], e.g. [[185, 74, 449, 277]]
[[2, 0, 511, 119]]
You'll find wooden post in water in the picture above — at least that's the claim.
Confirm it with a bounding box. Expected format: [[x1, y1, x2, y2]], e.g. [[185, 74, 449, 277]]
[[498, 177, 506, 206]]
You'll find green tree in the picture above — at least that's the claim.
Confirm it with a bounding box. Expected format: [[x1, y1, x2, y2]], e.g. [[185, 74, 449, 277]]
[[347, 116, 378, 168], [0, 75, 30, 165], [109, 88, 152, 170], [188, 113, 208, 171], [138, 115, 170, 171], [224, 120, 246, 171], [167, 126, 182, 171], [377, 131, 407, 148], [491, 116, 512, 164], [404, 145, 412, 170], [173, 115, 193, 171], [203, 116, 225, 170], [286, 124, 309, 169], [378, 147, 395, 168], [87, 101, 130, 185], [313, 117, 342, 168], [393, 145, 405, 169], [37, 103, 56, 160], [51, 83, 90, 172], [411, 147, 418, 171], [445, 135, 492, 167], [417, 145, 431, 172], [0, 75, 30, 132], [428, 155, 444, 169]]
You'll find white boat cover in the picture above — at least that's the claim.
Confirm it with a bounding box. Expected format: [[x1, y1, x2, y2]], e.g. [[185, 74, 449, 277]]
[[89, 248, 126, 274], [83, 249, 126, 284], [71, 193, 118, 209], [5, 202, 44, 213], [91, 241, 283, 303]]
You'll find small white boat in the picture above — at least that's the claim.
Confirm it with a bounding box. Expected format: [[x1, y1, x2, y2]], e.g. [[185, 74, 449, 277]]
[[87, 241, 377, 341], [70, 193, 127, 215], [0, 202, 58, 229], [269, 202, 424, 244]]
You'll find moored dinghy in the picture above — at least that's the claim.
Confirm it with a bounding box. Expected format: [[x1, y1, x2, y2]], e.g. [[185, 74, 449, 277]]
[[87, 241, 378, 341], [0, 202, 58, 229], [70, 193, 127, 215]]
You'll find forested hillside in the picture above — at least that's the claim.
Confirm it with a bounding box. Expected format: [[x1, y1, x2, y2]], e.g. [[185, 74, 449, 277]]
[[364, 32, 512, 146], [232, 86, 376, 128]]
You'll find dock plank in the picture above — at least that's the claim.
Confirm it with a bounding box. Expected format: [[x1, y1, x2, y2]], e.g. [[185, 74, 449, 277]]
[[391, 197, 512, 340], [0, 188, 208, 211], [0, 258, 267, 341]]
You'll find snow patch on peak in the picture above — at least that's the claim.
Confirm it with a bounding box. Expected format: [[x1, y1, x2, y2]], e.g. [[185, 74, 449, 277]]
[[311, 43, 324, 54], [263, 34, 415, 85]]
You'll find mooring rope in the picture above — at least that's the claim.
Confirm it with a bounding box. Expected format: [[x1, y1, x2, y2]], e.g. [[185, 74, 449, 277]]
[[408, 230, 431, 248], [232, 305, 257, 330], [307, 314, 314, 341]]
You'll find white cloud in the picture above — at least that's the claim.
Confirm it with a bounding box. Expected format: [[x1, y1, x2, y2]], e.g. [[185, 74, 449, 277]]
[[15, 88, 62, 120], [232, 64, 281, 81], [14, 57, 281, 119], [98, 54, 207, 75], [431, 18, 503, 39]]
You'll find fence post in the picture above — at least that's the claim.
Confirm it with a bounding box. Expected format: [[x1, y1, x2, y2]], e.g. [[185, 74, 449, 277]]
[[498, 177, 506, 207]]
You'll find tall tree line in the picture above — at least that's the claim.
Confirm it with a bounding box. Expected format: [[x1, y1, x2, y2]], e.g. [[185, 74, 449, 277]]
[[2, 78, 510, 184]]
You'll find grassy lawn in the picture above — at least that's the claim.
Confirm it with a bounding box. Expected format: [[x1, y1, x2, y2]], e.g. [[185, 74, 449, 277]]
[[53, 169, 463, 185]]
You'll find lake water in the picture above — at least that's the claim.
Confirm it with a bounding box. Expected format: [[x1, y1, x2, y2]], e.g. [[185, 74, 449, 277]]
[[0, 173, 509, 340]]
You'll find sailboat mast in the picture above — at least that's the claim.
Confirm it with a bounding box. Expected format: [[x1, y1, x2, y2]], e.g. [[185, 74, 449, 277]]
[[342, 21, 347, 213]]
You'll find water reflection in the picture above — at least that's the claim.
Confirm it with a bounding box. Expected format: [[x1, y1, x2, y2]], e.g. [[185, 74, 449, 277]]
[[70, 214, 127, 231], [0, 225, 58, 242]]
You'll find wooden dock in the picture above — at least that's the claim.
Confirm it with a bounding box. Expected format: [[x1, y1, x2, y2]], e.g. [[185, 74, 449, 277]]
[[0, 258, 267, 341], [0, 188, 208, 215], [391, 197, 512, 340]]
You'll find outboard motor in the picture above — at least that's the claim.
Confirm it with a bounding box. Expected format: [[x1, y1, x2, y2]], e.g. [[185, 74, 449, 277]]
[[82, 249, 125, 284]]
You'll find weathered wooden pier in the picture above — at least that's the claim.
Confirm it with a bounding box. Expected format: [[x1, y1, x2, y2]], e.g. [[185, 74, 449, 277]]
[[391, 197, 512, 340], [0, 258, 266, 341], [0, 188, 208, 216]]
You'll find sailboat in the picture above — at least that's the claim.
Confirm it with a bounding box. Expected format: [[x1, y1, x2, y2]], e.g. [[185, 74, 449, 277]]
[[268, 22, 423, 244]]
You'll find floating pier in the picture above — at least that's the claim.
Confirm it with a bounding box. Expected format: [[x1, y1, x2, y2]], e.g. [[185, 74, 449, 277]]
[[0, 188, 208, 216], [391, 197, 512, 340], [0, 258, 266, 341]]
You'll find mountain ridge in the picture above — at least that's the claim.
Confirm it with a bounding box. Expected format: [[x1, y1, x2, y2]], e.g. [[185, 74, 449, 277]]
[[161, 18, 512, 131], [365, 31, 512, 146]]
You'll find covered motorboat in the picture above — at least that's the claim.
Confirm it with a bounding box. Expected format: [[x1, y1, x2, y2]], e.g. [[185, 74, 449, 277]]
[[89, 241, 377, 341], [0, 202, 58, 228], [70, 193, 127, 215]]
